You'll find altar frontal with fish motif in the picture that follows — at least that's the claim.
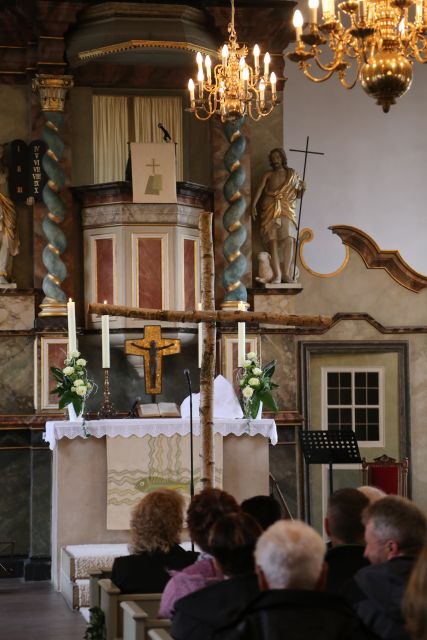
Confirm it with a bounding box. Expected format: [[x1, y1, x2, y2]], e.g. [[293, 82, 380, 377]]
[[106, 434, 223, 529]]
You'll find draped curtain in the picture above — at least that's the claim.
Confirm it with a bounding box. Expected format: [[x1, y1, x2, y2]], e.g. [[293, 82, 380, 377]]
[[93, 95, 183, 183], [93, 95, 129, 184], [134, 96, 183, 180]]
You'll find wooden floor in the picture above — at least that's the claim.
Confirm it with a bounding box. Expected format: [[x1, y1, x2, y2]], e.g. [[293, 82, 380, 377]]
[[0, 579, 87, 639]]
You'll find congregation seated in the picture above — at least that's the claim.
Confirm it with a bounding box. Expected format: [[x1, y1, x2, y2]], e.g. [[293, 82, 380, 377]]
[[171, 512, 262, 640], [111, 489, 198, 594], [241, 494, 282, 530], [214, 519, 373, 640], [159, 488, 240, 618], [344, 495, 427, 640], [324, 488, 370, 594]]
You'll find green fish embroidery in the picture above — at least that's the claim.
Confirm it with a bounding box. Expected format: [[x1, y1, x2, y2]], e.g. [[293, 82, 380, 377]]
[[135, 476, 195, 493]]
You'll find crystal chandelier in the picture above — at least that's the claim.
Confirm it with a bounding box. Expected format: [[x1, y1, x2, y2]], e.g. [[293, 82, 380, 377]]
[[287, 0, 427, 112], [187, 0, 279, 121]]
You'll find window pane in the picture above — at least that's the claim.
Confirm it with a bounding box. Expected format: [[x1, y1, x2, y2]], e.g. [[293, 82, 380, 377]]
[[368, 425, 380, 441], [367, 388, 379, 404], [355, 408, 367, 425], [340, 408, 352, 423], [355, 425, 367, 440], [340, 388, 352, 405], [328, 372, 339, 386], [339, 372, 351, 387], [367, 372, 379, 387], [328, 408, 339, 424], [355, 389, 366, 405], [368, 408, 379, 423], [328, 388, 339, 404], [355, 372, 366, 387]]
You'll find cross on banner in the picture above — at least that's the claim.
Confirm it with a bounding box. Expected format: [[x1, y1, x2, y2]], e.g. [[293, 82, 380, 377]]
[[125, 325, 181, 397], [289, 136, 325, 279], [146, 158, 160, 174]]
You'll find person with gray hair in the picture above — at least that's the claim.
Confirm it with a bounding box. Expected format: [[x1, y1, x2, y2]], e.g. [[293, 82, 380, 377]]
[[344, 495, 427, 640], [214, 520, 372, 640]]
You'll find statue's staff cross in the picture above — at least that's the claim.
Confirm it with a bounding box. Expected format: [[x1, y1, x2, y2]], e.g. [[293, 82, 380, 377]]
[[289, 136, 325, 280]]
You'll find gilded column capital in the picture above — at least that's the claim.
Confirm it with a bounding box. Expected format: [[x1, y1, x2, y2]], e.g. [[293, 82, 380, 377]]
[[32, 74, 74, 113]]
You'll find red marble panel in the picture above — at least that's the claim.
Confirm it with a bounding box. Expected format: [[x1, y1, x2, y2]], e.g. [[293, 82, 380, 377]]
[[184, 238, 196, 310], [47, 342, 68, 405], [138, 237, 162, 309], [95, 238, 114, 303]]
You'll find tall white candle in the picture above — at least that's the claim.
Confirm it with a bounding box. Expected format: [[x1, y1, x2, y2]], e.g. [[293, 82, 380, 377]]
[[197, 302, 203, 368], [237, 301, 246, 367], [67, 298, 77, 355], [101, 301, 110, 368]]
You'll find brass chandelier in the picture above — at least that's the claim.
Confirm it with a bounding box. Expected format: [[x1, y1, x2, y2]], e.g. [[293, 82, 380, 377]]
[[287, 0, 427, 112], [187, 0, 278, 121]]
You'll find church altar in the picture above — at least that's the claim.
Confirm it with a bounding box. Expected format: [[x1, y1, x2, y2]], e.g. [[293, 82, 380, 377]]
[[45, 418, 277, 589]]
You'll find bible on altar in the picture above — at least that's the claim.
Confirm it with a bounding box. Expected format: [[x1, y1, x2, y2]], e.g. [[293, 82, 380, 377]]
[[137, 402, 181, 418]]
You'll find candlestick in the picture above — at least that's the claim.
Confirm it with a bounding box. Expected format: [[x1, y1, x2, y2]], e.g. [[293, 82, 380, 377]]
[[237, 301, 246, 367], [97, 368, 117, 418], [67, 298, 77, 355], [197, 303, 203, 368], [101, 302, 110, 369]]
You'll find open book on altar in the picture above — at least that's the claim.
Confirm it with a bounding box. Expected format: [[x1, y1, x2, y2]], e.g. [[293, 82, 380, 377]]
[[137, 402, 181, 418]]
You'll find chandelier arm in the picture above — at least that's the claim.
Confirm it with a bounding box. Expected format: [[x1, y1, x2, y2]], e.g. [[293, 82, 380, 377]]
[[411, 46, 427, 63], [338, 67, 360, 89], [301, 64, 337, 82]]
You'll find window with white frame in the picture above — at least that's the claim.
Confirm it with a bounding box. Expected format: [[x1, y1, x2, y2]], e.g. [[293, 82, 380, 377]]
[[321, 367, 384, 446]]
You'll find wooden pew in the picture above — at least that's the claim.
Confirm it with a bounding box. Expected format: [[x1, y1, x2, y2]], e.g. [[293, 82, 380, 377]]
[[121, 602, 172, 640], [89, 569, 112, 608], [99, 578, 161, 640]]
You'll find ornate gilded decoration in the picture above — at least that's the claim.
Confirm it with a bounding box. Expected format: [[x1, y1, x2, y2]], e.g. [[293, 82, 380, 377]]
[[32, 75, 74, 113], [330, 225, 427, 292], [78, 40, 215, 62], [299, 227, 350, 278]]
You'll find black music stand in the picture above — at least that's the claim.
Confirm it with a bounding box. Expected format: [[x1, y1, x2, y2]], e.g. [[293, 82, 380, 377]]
[[300, 430, 361, 495]]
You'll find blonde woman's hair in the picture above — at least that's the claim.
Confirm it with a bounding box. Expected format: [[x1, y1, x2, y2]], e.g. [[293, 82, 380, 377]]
[[130, 489, 185, 554], [403, 545, 427, 640]]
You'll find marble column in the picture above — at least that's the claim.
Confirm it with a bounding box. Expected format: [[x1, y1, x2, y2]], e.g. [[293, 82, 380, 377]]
[[32, 74, 74, 317]]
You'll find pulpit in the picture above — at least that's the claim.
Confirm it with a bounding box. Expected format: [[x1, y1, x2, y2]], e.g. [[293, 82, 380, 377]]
[[45, 417, 277, 589]]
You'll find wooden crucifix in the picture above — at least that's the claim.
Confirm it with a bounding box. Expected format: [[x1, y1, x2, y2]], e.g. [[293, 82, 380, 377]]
[[125, 325, 180, 398], [90, 213, 331, 489]]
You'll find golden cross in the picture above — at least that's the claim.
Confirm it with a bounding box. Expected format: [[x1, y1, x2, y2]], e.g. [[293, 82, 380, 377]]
[[125, 325, 180, 396], [146, 158, 160, 174]]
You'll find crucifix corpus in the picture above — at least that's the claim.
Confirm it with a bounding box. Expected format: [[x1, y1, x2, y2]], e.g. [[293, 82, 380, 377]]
[[89, 213, 331, 489], [125, 325, 181, 399]]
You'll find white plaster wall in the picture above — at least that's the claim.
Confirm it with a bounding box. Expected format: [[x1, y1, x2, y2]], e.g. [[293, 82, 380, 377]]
[[283, 46, 427, 275]]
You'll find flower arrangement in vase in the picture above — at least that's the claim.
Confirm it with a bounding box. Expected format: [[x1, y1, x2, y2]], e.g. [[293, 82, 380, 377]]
[[51, 351, 96, 419], [239, 352, 278, 420]]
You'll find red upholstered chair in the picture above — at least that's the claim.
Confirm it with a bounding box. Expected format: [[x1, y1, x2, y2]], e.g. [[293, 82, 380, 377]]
[[362, 454, 409, 497]]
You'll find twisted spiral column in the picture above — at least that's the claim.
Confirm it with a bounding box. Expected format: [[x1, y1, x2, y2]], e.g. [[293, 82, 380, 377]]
[[222, 117, 247, 305], [32, 74, 73, 316]]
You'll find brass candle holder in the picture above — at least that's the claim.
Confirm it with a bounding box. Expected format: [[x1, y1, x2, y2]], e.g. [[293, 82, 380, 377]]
[[97, 368, 117, 418]]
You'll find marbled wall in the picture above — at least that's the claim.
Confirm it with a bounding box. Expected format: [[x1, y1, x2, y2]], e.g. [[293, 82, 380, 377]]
[[0, 336, 34, 413]]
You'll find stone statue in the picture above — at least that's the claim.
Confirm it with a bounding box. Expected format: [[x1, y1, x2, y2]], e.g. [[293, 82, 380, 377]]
[[0, 144, 19, 285], [252, 148, 305, 284]]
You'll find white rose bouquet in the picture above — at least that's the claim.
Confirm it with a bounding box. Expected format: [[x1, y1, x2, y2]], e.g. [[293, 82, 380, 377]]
[[51, 351, 96, 417], [239, 352, 278, 420]]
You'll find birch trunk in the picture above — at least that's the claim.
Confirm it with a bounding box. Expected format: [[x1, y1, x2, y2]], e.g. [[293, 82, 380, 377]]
[[199, 212, 215, 489]]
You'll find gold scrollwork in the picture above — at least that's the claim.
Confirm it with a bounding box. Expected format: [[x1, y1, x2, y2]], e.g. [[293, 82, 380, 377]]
[[299, 227, 350, 278]]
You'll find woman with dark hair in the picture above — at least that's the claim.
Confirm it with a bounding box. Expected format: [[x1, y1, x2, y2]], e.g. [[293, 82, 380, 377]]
[[158, 488, 240, 617], [111, 489, 197, 593], [171, 512, 262, 640]]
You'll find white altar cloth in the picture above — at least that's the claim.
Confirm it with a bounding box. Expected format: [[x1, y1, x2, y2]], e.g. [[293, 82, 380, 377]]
[[44, 417, 278, 450]]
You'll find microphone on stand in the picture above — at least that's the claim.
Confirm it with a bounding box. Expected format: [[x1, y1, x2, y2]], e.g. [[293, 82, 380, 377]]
[[158, 122, 172, 142], [184, 369, 195, 500], [184, 368, 195, 552]]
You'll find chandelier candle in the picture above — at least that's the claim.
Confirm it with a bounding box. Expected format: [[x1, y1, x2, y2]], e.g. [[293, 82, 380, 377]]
[[67, 298, 77, 355], [101, 301, 110, 369]]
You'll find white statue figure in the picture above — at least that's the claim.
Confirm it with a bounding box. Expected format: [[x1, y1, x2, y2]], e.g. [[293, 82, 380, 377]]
[[252, 148, 305, 284], [0, 144, 19, 285]]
